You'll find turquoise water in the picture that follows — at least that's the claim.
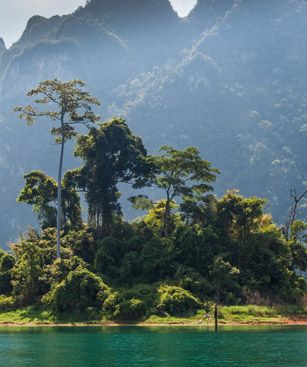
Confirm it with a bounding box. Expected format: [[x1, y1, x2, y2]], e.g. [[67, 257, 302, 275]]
[[0, 326, 306, 366]]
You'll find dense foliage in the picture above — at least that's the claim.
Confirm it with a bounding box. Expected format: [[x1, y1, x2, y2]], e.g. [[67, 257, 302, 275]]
[[0, 0, 307, 245], [0, 113, 306, 321]]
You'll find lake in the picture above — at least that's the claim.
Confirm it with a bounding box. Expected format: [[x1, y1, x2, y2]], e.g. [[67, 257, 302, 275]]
[[0, 326, 306, 366]]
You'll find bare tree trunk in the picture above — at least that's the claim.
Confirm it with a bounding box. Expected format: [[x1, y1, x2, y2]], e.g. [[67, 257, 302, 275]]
[[56, 119, 65, 258], [283, 189, 307, 240], [161, 194, 171, 237]]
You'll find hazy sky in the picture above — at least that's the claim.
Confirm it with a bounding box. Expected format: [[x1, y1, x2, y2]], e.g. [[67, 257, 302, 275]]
[[0, 0, 197, 48]]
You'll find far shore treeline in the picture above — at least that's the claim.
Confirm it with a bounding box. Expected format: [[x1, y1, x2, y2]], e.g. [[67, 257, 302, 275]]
[[0, 80, 306, 322]]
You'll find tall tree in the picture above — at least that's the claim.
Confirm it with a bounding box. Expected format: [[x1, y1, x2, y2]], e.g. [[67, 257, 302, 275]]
[[149, 146, 219, 236], [73, 118, 151, 233], [14, 79, 100, 257]]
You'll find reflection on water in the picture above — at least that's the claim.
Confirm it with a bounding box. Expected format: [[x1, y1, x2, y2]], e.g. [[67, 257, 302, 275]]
[[0, 326, 306, 367]]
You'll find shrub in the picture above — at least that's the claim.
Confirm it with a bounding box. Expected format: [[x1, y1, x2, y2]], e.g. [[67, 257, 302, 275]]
[[156, 285, 202, 316], [0, 250, 15, 295], [62, 228, 96, 265], [0, 296, 15, 311], [41, 256, 88, 290], [113, 298, 148, 322], [95, 237, 126, 277], [103, 286, 153, 322], [124, 284, 156, 307], [140, 238, 171, 282], [11, 242, 44, 306], [103, 292, 121, 315], [208, 257, 241, 304], [0, 250, 15, 272], [46, 268, 111, 313], [176, 271, 213, 299], [10, 229, 78, 305]]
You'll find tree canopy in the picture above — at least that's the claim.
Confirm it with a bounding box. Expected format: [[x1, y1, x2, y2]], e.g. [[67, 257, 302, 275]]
[[17, 170, 82, 230], [1, 99, 306, 321], [144, 146, 219, 236], [73, 118, 152, 233]]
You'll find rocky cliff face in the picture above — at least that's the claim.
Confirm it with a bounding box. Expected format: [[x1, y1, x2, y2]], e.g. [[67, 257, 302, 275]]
[[0, 0, 306, 245], [0, 38, 6, 53], [83, 0, 178, 26], [0, 0, 182, 101]]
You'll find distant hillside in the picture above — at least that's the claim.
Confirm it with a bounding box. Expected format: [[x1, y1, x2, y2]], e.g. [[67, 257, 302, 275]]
[[0, 0, 306, 245]]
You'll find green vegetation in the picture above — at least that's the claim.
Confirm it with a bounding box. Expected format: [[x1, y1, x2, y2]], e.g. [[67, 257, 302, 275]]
[[1, 0, 307, 255], [0, 80, 306, 324], [15, 79, 100, 258], [146, 305, 307, 326], [156, 285, 202, 316], [44, 268, 111, 314], [0, 305, 306, 326]]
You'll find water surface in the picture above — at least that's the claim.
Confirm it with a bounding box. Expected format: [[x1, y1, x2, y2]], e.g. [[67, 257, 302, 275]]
[[0, 326, 306, 366]]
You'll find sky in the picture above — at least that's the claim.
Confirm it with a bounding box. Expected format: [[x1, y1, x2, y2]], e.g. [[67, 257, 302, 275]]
[[0, 0, 197, 48]]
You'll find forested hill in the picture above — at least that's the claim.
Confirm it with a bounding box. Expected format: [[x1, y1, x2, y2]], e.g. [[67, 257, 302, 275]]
[[0, 0, 306, 245]]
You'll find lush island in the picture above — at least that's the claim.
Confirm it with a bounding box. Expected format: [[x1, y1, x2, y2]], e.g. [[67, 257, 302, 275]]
[[0, 80, 306, 325]]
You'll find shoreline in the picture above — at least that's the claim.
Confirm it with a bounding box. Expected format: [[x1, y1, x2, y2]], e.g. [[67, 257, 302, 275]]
[[0, 318, 307, 328], [1, 305, 306, 328]]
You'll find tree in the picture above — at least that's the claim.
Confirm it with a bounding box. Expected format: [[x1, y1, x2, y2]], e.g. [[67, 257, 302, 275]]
[[0, 249, 15, 295], [73, 118, 151, 233], [179, 194, 218, 227], [11, 231, 45, 305], [142, 199, 180, 235], [217, 190, 266, 247], [15, 79, 100, 257], [148, 146, 219, 236], [47, 268, 111, 313], [283, 189, 307, 240], [208, 257, 240, 304], [17, 170, 82, 230], [156, 285, 202, 316], [17, 171, 57, 229]]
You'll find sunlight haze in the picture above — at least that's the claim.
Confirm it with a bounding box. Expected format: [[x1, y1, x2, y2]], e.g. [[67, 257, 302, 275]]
[[0, 0, 197, 47]]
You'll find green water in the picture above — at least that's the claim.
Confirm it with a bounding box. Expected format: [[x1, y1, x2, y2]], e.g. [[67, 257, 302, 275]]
[[0, 326, 306, 366]]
